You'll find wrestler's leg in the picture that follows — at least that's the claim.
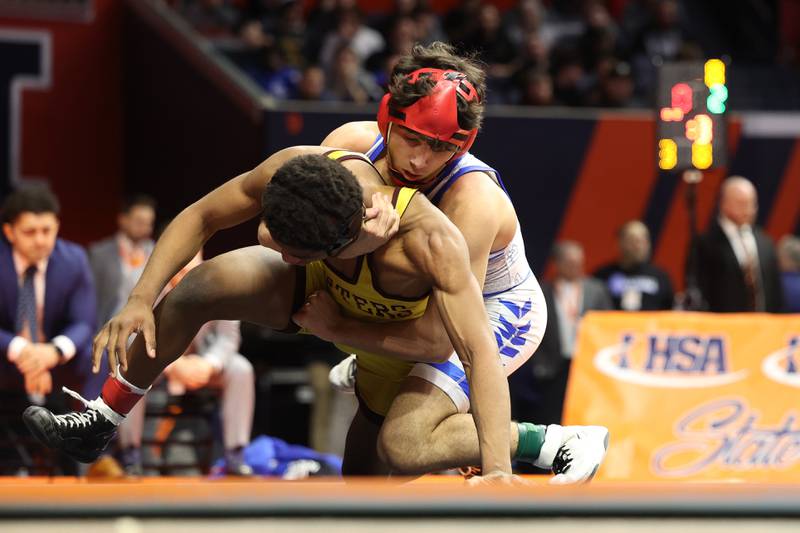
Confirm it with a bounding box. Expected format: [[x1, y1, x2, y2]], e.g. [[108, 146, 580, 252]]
[[377, 377, 520, 474], [342, 406, 390, 477], [122, 246, 297, 388], [379, 373, 609, 483], [24, 246, 299, 462]]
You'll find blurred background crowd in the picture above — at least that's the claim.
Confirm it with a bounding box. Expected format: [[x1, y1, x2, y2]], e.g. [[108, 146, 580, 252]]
[[169, 0, 800, 108]]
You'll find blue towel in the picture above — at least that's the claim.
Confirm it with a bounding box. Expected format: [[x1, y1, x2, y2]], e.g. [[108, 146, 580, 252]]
[[211, 435, 343, 478]]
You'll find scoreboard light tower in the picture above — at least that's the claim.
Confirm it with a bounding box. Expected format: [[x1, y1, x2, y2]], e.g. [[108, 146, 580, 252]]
[[656, 59, 730, 310], [657, 59, 729, 173]]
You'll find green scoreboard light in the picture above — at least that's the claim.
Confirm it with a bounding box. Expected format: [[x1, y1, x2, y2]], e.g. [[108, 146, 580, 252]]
[[656, 59, 729, 172]]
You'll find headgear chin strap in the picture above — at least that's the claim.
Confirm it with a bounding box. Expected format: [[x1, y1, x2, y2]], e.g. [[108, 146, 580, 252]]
[[377, 68, 479, 159]]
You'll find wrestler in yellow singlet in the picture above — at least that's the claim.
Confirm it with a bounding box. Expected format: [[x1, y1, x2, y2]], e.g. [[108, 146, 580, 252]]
[[303, 150, 428, 417]]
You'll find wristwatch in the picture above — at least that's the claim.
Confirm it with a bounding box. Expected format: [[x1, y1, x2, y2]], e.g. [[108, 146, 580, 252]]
[[52, 344, 65, 362]]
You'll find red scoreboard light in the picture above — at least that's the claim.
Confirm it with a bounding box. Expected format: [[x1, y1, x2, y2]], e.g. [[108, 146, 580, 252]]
[[656, 59, 729, 171]]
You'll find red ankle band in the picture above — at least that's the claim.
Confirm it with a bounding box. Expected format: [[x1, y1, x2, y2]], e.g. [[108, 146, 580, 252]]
[[101, 377, 144, 415]]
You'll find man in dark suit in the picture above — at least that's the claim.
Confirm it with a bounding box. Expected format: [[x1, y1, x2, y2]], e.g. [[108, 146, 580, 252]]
[[0, 185, 96, 472], [695, 176, 783, 312], [510, 240, 612, 427]]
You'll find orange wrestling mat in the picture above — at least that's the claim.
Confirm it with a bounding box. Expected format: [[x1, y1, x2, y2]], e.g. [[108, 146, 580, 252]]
[[0, 476, 799, 518]]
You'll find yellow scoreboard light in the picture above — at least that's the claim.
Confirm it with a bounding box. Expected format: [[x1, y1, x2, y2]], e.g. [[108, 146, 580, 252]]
[[692, 142, 713, 169], [659, 139, 678, 170], [704, 58, 726, 86], [656, 60, 729, 172], [705, 59, 728, 114]]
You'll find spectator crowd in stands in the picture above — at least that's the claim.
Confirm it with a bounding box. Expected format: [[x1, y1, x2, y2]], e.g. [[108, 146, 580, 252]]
[[169, 0, 800, 108]]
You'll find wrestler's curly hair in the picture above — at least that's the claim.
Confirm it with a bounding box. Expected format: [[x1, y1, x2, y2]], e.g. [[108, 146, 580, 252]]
[[388, 42, 486, 132], [261, 154, 363, 252]]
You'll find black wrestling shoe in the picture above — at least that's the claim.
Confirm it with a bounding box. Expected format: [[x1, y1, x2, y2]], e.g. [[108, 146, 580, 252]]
[[23, 388, 119, 464]]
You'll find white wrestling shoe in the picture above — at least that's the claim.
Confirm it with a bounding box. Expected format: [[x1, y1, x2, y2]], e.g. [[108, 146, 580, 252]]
[[533, 424, 610, 484], [329, 354, 357, 394]]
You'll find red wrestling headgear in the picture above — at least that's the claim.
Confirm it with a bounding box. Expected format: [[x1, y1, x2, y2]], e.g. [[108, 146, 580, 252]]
[[377, 68, 480, 159]]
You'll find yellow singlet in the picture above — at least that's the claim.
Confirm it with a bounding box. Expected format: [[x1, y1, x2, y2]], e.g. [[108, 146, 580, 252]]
[[303, 150, 428, 417]]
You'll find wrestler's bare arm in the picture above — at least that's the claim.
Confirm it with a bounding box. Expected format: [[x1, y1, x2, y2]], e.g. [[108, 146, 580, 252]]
[[92, 146, 310, 373], [405, 208, 513, 476], [399, 174, 507, 354], [127, 146, 307, 307]]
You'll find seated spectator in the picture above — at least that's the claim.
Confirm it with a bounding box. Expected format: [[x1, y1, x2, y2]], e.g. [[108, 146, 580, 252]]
[[370, 0, 421, 41], [366, 16, 418, 81], [577, 0, 620, 69], [319, 8, 385, 69], [118, 252, 255, 476], [594, 220, 674, 310], [503, 0, 545, 50], [463, 3, 517, 79], [593, 59, 636, 107], [304, 0, 338, 63], [519, 31, 551, 71], [778, 235, 800, 312], [537, 0, 590, 51], [629, 0, 686, 63], [259, 47, 303, 99], [0, 184, 96, 473], [551, 48, 590, 106], [508, 31, 551, 101], [628, 0, 691, 100], [327, 43, 383, 103], [87, 194, 156, 397], [413, 4, 446, 46], [516, 67, 555, 106], [273, 0, 309, 71], [293, 64, 334, 101]]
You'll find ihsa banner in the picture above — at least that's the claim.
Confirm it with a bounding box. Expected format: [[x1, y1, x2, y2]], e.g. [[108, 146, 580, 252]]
[[565, 312, 800, 482]]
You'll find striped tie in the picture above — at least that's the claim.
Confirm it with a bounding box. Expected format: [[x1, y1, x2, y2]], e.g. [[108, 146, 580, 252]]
[[737, 228, 762, 311], [15, 265, 38, 342]]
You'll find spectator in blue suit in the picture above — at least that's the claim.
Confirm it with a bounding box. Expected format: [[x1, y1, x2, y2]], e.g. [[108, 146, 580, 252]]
[[0, 184, 96, 407]]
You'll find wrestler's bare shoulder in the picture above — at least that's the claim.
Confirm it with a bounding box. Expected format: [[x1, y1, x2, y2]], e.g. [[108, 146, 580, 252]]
[[323, 122, 380, 153]]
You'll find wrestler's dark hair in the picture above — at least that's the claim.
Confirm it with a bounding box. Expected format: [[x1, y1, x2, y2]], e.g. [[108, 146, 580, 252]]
[[1, 183, 60, 225], [261, 154, 363, 252], [389, 42, 486, 132]]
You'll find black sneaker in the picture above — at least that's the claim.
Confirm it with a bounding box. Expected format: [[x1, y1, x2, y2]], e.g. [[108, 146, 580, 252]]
[[23, 387, 119, 464]]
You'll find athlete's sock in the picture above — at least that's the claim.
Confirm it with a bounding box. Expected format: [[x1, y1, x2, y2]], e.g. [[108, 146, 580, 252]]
[[99, 366, 150, 424], [514, 422, 547, 463]]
